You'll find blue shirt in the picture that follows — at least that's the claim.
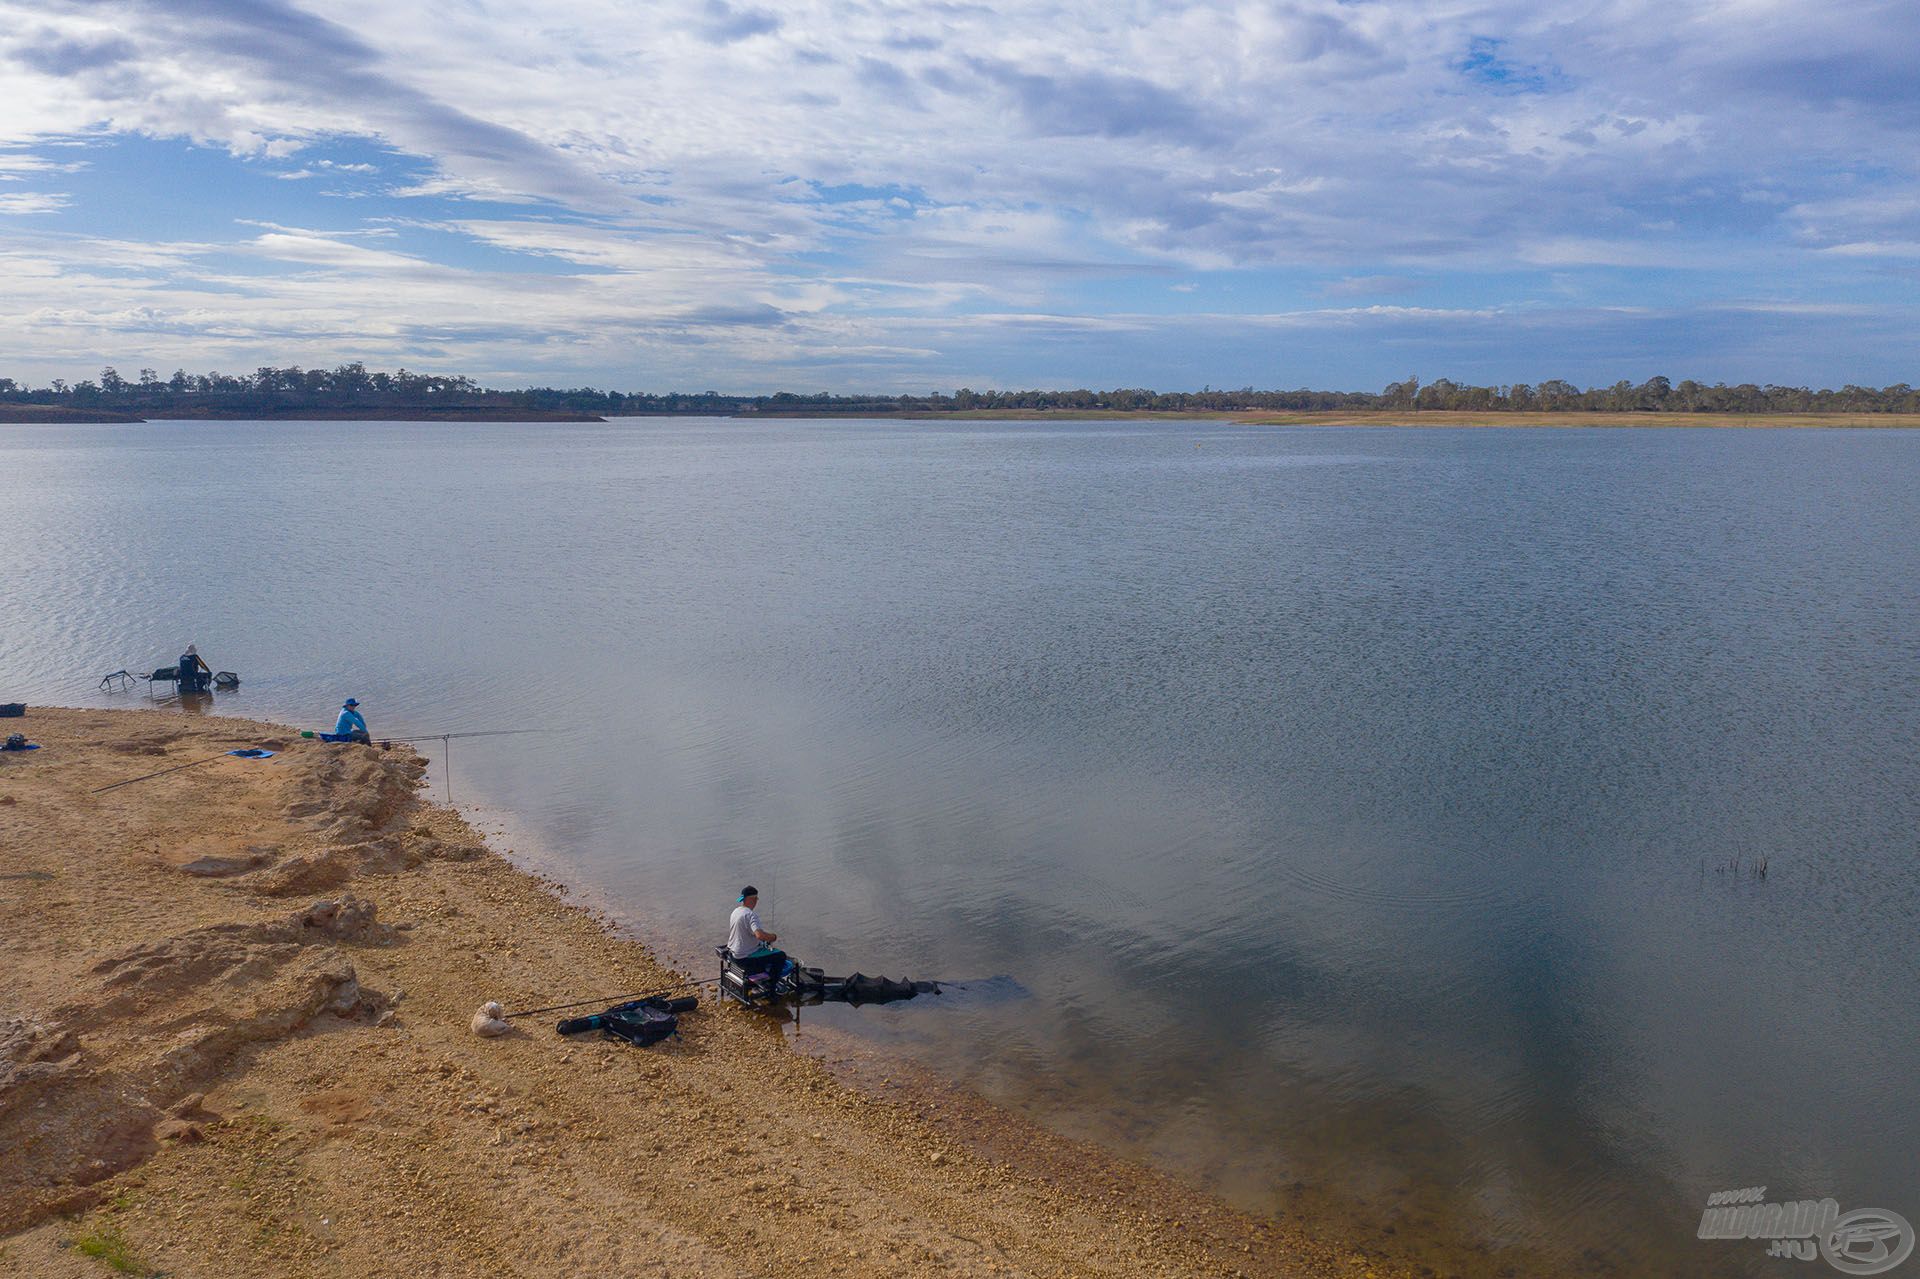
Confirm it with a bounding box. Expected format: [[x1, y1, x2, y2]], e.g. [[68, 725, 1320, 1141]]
[[334, 707, 367, 736]]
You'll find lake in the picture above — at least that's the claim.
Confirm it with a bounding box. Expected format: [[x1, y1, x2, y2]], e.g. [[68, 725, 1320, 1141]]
[[4, 418, 1915, 1275]]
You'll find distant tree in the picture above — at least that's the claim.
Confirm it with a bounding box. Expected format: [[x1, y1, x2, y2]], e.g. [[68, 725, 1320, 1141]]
[[1537, 379, 1577, 409], [13, 364, 1917, 418]]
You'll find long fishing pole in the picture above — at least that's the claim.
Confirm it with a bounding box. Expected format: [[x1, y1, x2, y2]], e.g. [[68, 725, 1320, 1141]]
[[503, 977, 720, 1021], [297, 728, 553, 743], [97, 731, 550, 796], [91, 752, 236, 793], [385, 730, 553, 804], [376, 730, 554, 742], [297, 728, 555, 805]]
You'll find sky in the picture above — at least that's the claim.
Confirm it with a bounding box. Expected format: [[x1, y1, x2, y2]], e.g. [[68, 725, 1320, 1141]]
[[1, 0, 1916, 392]]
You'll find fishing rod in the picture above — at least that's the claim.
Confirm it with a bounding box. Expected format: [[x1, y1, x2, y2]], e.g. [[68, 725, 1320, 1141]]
[[503, 977, 720, 1021], [297, 728, 553, 743], [380, 729, 553, 742], [298, 728, 556, 804], [91, 751, 240, 794]]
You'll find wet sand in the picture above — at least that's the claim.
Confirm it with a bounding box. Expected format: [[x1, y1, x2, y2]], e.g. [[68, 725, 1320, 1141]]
[[0, 707, 1418, 1278]]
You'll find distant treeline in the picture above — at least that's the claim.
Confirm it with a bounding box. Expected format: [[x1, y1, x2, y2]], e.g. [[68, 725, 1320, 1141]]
[[4, 365, 1919, 416]]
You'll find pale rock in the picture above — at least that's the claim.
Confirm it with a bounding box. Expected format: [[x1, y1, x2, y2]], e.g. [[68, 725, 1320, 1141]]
[[471, 1002, 511, 1037]]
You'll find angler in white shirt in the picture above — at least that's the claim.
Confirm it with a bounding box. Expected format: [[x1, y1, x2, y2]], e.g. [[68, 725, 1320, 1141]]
[[727, 885, 779, 958]]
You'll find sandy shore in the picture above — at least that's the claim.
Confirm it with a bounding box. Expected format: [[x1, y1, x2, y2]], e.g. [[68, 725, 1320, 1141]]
[[0, 707, 1419, 1278]]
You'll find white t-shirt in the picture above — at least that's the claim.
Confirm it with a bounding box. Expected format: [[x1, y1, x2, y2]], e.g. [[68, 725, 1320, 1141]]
[[727, 904, 766, 957]]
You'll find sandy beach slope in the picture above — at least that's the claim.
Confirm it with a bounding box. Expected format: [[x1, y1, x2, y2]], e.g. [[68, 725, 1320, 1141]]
[[0, 707, 1417, 1279]]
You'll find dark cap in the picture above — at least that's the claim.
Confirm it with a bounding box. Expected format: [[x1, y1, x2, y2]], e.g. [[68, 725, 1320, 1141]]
[[343, 698, 360, 707], [739, 885, 758, 901]]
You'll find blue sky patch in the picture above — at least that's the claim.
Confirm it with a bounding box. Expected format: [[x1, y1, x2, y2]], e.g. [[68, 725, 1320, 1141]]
[[1457, 37, 1561, 94]]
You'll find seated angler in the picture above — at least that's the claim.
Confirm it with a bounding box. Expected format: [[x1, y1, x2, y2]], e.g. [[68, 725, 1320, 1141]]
[[727, 885, 782, 969], [332, 698, 371, 744], [178, 644, 212, 693]]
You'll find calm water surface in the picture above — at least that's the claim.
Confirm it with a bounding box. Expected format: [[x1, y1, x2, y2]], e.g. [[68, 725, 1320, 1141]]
[[4, 419, 1916, 1274]]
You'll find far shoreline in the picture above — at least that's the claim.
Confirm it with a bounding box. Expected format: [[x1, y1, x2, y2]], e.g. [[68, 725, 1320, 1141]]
[[9, 405, 1920, 428], [0, 406, 604, 424], [900, 408, 1920, 428], [15, 403, 1920, 428], [11, 399, 1920, 428]]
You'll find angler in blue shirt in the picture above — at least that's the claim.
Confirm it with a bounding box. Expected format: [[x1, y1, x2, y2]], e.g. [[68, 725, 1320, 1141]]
[[332, 698, 370, 743]]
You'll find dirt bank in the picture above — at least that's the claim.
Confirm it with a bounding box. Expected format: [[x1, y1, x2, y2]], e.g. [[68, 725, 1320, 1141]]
[[0, 708, 1421, 1278]]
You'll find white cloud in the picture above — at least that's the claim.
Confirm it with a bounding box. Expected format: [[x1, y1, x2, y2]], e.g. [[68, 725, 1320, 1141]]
[[0, 192, 69, 214], [0, 152, 86, 179], [1516, 238, 1703, 268], [0, 0, 1915, 383], [9, 0, 1913, 257], [1817, 241, 1920, 259]]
